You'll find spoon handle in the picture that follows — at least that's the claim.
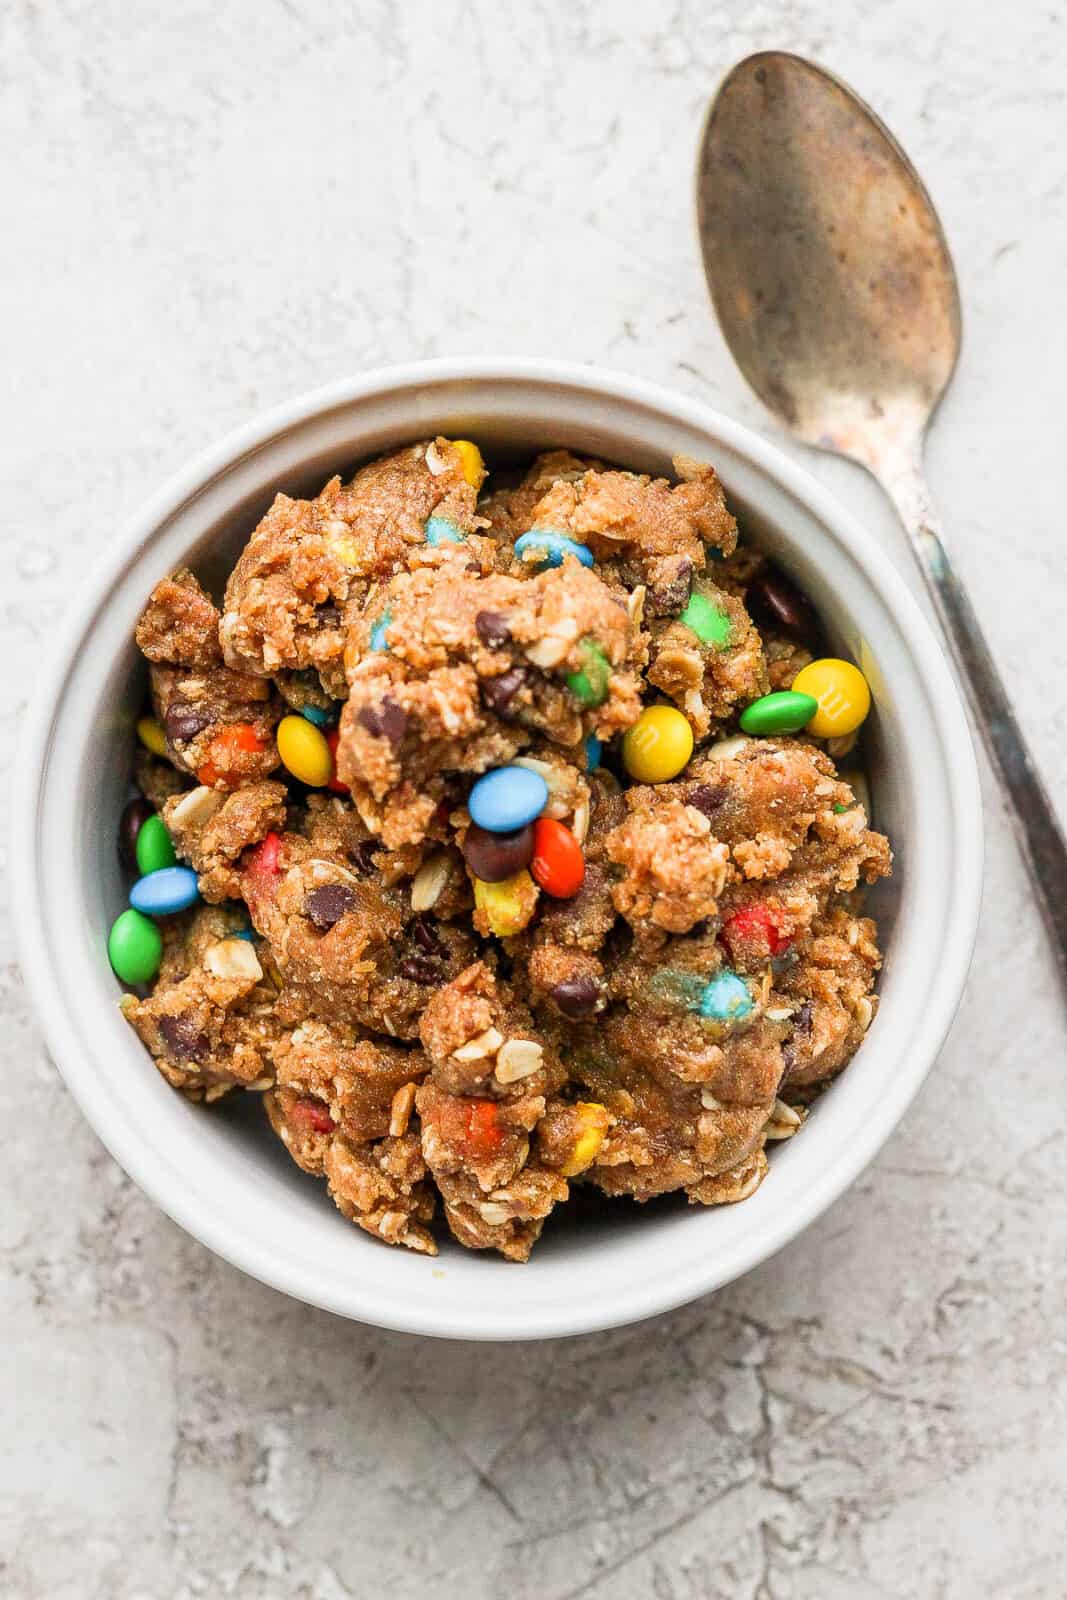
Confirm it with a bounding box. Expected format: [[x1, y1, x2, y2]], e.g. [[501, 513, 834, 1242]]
[[879, 447, 1067, 993]]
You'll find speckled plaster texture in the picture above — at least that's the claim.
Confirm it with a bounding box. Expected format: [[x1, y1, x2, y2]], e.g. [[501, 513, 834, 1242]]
[[3, 2, 1066, 1595]]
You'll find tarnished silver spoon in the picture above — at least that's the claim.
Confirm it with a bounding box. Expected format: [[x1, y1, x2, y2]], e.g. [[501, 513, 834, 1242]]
[[698, 49, 1067, 993]]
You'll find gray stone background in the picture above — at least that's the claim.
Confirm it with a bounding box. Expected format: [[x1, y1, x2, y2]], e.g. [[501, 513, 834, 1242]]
[[3, 2, 1066, 1595]]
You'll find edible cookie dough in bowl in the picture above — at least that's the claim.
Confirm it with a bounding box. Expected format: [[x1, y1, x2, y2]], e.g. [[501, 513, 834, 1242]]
[[13, 360, 982, 1340]]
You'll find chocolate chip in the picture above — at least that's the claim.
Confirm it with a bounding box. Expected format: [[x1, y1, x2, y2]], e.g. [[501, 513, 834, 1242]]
[[350, 840, 379, 876], [316, 601, 341, 628], [358, 697, 407, 745], [648, 558, 694, 617], [164, 702, 211, 744], [159, 1015, 209, 1062], [462, 821, 534, 883], [747, 570, 817, 637], [687, 783, 727, 818], [118, 796, 153, 871], [411, 914, 444, 955], [479, 666, 530, 719], [306, 883, 357, 929], [398, 955, 441, 984], [475, 610, 511, 648], [550, 976, 601, 1019]]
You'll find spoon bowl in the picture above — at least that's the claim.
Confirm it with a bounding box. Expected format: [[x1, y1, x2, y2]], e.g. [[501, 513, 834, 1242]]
[[698, 51, 960, 465]]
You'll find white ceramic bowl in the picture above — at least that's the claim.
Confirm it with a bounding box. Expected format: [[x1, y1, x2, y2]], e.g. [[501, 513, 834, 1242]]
[[13, 359, 982, 1340]]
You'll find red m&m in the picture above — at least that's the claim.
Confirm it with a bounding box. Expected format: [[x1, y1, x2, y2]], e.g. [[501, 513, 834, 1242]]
[[326, 728, 349, 793], [530, 818, 585, 899], [722, 903, 790, 960]]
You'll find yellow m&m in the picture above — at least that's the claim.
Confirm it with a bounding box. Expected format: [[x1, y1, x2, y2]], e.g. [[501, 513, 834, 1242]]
[[559, 1101, 611, 1177], [791, 658, 871, 738], [622, 705, 694, 783], [136, 715, 167, 757], [473, 869, 539, 937], [276, 714, 333, 787], [451, 439, 486, 489]]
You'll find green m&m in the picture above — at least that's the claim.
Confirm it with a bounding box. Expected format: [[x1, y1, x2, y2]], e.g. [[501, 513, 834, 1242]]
[[679, 592, 732, 648], [566, 638, 611, 708], [739, 690, 819, 736], [134, 813, 177, 875], [108, 908, 163, 986]]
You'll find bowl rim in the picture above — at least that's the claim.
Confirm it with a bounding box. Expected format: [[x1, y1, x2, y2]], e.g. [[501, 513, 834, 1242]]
[[12, 357, 983, 1338]]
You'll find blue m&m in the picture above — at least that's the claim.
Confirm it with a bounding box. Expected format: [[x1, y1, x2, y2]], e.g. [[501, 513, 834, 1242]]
[[698, 969, 754, 1023], [129, 866, 200, 917], [513, 529, 594, 571], [468, 765, 549, 833], [300, 704, 334, 728], [425, 516, 466, 547], [369, 608, 393, 652]]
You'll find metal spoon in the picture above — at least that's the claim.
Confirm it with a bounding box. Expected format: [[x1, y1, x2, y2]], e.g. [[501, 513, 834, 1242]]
[[697, 49, 1067, 994]]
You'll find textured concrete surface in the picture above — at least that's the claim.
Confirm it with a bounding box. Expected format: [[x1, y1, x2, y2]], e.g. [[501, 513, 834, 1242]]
[[3, 2, 1066, 1595]]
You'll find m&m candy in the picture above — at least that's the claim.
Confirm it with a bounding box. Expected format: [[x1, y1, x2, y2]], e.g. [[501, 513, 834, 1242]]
[[722, 904, 790, 961], [108, 908, 163, 986], [276, 715, 333, 787], [134, 814, 177, 876], [513, 530, 594, 570], [791, 658, 871, 738], [462, 823, 534, 883], [679, 592, 731, 648], [622, 705, 694, 783], [698, 969, 754, 1023], [530, 818, 585, 899], [136, 715, 167, 757], [369, 609, 393, 652], [196, 722, 268, 789], [450, 439, 485, 488], [468, 766, 548, 833], [300, 703, 335, 728], [425, 515, 466, 547], [326, 728, 349, 793], [130, 866, 200, 917], [473, 870, 539, 937], [739, 690, 819, 736], [565, 638, 611, 709]]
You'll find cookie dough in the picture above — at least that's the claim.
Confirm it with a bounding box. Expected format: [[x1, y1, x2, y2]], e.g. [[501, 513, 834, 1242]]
[[116, 439, 892, 1259]]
